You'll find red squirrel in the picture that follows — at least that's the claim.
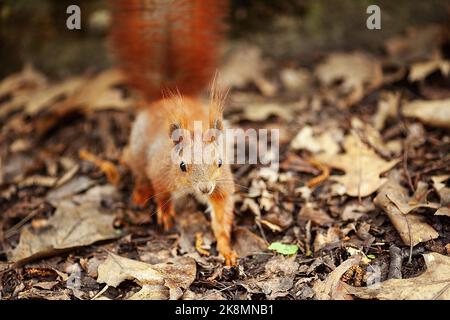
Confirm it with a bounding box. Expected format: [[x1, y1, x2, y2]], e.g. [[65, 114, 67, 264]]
[[110, 0, 237, 265]]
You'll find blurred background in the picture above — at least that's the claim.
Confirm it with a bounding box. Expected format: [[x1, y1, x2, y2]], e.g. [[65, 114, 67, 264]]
[[1, 0, 449, 79]]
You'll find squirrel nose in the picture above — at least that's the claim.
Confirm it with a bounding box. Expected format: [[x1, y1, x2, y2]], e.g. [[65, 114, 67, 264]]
[[198, 182, 213, 195]]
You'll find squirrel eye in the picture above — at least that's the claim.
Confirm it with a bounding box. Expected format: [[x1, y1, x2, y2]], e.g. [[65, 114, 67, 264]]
[[180, 161, 187, 172], [218, 159, 222, 168]]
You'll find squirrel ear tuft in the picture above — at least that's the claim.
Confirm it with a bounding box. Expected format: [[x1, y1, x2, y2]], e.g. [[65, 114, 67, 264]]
[[169, 123, 183, 144], [212, 118, 223, 131]]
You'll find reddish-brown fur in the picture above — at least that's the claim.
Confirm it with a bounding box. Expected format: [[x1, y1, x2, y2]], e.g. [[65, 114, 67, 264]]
[[111, 0, 236, 265], [110, 0, 227, 101], [122, 96, 237, 265]]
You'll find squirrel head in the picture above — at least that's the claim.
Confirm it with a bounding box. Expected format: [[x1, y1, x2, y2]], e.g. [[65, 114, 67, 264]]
[[165, 78, 228, 196], [169, 118, 225, 196], [166, 90, 227, 196]]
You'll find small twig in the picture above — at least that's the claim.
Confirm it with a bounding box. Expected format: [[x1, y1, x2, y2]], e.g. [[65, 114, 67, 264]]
[[92, 285, 109, 300], [4, 207, 41, 239], [396, 91, 415, 193], [402, 140, 415, 193], [305, 220, 312, 257], [404, 215, 414, 264], [306, 158, 330, 188]]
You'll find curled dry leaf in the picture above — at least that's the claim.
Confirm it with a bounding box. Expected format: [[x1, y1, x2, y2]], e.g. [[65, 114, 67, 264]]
[[10, 200, 119, 263], [96, 252, 196, 300], [220, 44, 276, 96], [18, 288, 71, 300], [408, 59, 450, 82], [298, 203, 334, 226], [313, 255, 361, 300], [46, 176, 95, 205], [315, 52, 383, 106], [241, 255, 299, 299], [79, 149, 121, 187], [280, 68, 312, 93], [341, 199, 375, 221], [233, 227, 267, 257], [431, 175, 450, 217], [290, 126, 339, 156], [71, 69, 131, 112], [242, 103, 293, 122], [373, 91, 400, 131], [313, 226, 340, 252], [374, 172, 439, 247], [402, 99, 450, 128], [0, 65, 48, 118], [351, 117, 401, 158], [348, 253, 450, 300], [316, 132, 399, 197], [24, 69, 130, 116], [384, 25, 442, 63]]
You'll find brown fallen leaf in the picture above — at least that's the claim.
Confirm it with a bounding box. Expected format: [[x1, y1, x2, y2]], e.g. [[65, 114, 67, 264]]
[[341, 199, 375, 221], [96, 252, 196, 300], [46, 176, 95, 204], [70, 69, 131, 112], [384, 25, 442, 63], [402, 99, 450, 128], [374, 172, 439, 247], [290, 126, 340, 156], [10, 200, 120, 263], [241, 255, 299, 299], [316, 132, 399, 197], [183, 289, 226, 300], [315, 52, 383, 107], [0, 65, 48, 118], [33, 281, 59, 290], [175, 202, 214, 256], [79, 149, 121, 187], [373, 91, 400, 130], [313, 226, 340, 252], [233, 227, 267, 257], [242, 103, 293, 122], [313, 255, 361, 300], [280, 68, 312, 93], [72, 184, 119, 207], [435, 207, 450, 217], [409, 59, 450, 82], [431, 175, 450, 205], [18, 288, 71, 300], [220, 44, 277, 96], [351, 117, 401, 158], [298, 203, 334, 226], [24, 76, 85, 116], [348, 253, 450, 300]]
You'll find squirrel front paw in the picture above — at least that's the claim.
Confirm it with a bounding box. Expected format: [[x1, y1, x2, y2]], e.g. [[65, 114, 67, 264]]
[[223, 250, 238, 267]]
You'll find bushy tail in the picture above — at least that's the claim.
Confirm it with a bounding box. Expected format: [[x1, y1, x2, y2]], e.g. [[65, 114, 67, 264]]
[[110, 0, 228, 102]]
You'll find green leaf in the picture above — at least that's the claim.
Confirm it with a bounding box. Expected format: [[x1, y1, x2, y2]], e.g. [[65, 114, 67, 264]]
[[367, 254, 376, 260], [268, 242, 299, 255]]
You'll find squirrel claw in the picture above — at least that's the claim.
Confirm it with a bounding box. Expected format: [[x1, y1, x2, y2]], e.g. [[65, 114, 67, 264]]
[[223, 250, 238, 267]]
